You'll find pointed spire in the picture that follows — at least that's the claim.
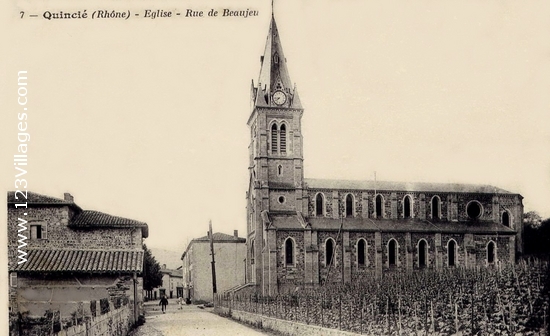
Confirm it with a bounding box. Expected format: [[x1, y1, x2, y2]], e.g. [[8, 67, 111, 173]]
[[254, 14, 302, 109]]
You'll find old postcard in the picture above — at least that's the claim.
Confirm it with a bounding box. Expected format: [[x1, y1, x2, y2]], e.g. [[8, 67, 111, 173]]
[[2, 0, 549, 335]]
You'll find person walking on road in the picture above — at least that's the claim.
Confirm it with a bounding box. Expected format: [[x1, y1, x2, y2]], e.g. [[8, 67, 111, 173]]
[[159, 295, 168, 313]]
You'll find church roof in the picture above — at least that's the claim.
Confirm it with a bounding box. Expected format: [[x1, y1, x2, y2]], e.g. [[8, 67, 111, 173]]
[[254, 16, 302, 109], [269, 214, 515, 235], [309, 217, 515, 234], [304, 178, 513, 194]]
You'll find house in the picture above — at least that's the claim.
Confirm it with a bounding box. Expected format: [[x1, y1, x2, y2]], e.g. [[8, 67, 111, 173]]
[[181, 231, 246, 302], [7, 191, 148, 334], [244, 14, 524, 295], [147, 265, 183, 300]]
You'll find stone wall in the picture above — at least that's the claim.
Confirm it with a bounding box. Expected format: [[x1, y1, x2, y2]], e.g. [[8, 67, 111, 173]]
[[14, 274, 136, 319], [276, 230, 305, 285], [53, 305, 133, 336], [216, 306, 359, 336], [7, 206, 140, 269], [305, 189, 522, 225]]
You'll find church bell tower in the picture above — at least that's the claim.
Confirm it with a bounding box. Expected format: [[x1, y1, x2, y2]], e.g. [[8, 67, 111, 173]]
[[246, 13, 305, 291]]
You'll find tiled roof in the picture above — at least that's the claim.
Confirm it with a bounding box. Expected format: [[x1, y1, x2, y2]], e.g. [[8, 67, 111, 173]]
[[270, 214, 304, 229], [268, 213, 515, 234], [193, 232, 246, 243], [307, 217, 516, 234], [304, 178, 513, 194], [13, 249, 144, 273], [7, 191, 74, 205], [70, 210, 149, 238]]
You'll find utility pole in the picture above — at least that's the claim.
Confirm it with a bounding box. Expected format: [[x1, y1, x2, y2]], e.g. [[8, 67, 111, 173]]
[[209, 220, 217, 297]]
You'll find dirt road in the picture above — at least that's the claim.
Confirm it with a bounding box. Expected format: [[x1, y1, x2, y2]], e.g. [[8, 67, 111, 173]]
[[129, 299, 273, 336]]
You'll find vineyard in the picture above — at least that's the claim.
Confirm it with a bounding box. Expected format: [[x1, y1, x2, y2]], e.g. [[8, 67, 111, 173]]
[[217, 259, 549, 335]]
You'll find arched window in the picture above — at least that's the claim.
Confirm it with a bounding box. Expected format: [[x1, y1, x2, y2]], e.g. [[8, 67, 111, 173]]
[[251, 240, 255, 259], [418, 239, 427, 268], [345, 194, 354, 217], [448, 240, 456, 266], [388, 239, 397, 266], [502, 211, 510, 227], [315, 193, 324, 216], [357, 239, 366, 266], [271, 124, 278, 153], [431, 196, 440, 220], [487, 241, 496, 264], [404, 195, 412, 219], [277, 165, 283, 176], [325, 238, 335, 266], [280, 124, 286, 154], [285, 238, 294, 266], [375, 195, 384, 218]]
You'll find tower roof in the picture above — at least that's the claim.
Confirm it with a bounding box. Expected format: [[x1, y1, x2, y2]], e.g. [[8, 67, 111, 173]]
[[253, 16, 302, 109]]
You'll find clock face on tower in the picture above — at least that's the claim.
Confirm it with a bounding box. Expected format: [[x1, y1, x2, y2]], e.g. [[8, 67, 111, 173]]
[[272, 90, 287, 105]]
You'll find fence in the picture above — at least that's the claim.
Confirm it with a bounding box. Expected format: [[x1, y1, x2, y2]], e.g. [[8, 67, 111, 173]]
[[217, 260, 549, 335], [53, 305, 133, 336]]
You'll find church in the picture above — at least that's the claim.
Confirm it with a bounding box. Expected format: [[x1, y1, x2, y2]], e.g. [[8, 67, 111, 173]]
[[244, 14, 524, 296]]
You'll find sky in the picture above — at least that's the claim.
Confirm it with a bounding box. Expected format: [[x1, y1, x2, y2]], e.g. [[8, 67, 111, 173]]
[[2, 0, 550, 254]]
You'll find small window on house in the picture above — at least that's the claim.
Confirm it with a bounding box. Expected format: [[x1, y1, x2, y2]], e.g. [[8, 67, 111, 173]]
[[278, 196, 285, 204], [345, 194, 353, 217], [448, 240, 456, 266], [280, 124, 286, 154], [388, 239, 397, 266], [285, 238, 294, 266], [375, 195, 383, 218], [467, 201, 482, 219], [274, 53, 279, 64], [277, 165, 283, 176], [30, 224, 46, 240], [418, 239, 427, 267], [404, 196, 412, 218], [10, 273, 17, 287], [502, 211, 510, 227], [315, 193, 324, 216], [431, 196, 440, 220], [271, 124, 278, 153], [487, 241, 496, 264], [326, 238, 335, 266], [357, 239, 366, 266]]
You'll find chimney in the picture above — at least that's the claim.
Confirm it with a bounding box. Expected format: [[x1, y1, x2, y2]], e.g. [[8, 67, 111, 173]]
[[64, 193, 74, 202], [234, 230, 238, 238]]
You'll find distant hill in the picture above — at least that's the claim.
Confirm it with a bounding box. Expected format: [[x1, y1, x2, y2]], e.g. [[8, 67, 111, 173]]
[[149, 248, 183, 270]]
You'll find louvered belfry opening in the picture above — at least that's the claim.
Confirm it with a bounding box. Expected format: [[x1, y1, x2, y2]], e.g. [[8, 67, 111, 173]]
[[280, 124, 286, 153], [271, 124, 278, 153]]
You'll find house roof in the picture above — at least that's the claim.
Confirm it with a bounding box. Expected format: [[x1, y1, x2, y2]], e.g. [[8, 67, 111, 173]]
[[7, 191, 149, 238], [70, 210, 149, 238], [13, 249, 144, 273], [7, 191, 79, 207], [181, 232, 246, 260], [304, 178, 514, 195], [193, 232, 246, 243]]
